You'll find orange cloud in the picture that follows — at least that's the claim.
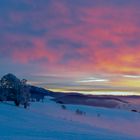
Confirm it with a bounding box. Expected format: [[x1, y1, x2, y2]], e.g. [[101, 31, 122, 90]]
[[1, 0, 140, 77]]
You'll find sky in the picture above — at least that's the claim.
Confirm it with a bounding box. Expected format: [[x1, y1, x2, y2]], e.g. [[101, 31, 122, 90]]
[[0, 0, 140, 94]]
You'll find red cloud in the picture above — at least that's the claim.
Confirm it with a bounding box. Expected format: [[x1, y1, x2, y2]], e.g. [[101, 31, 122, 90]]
[[10, 37, 64, 64], [1, 1, 140, 75]]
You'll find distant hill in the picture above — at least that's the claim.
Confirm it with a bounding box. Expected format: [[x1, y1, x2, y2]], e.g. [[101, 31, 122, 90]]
[[1, 73, 140, 109]]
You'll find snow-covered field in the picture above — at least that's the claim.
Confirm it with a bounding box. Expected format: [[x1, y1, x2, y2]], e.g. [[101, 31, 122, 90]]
[[0, 97, 140, 140]]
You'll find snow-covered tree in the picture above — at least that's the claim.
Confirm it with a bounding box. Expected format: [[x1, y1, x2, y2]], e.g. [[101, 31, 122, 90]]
[[0, 86, 7, 101], [2, 74, 20, 104], [20, 80, 30, 108], [0, 73, 21, 102], [0, 73, 30, 108]]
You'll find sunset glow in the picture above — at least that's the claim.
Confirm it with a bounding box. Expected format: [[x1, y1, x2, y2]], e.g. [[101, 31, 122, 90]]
[[0, 0, 140, 95]]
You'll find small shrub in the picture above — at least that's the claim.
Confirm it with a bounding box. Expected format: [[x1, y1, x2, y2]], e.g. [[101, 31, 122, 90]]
[[57, 101, 63, 104], [75, 109, 84, 115], [97, 113, 100, 117], [61, 105, 66, 110], [131, 109, 137, 112]]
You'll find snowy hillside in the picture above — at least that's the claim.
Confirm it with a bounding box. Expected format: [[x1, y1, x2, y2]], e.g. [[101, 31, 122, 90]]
[[0, 97, 140, 140]]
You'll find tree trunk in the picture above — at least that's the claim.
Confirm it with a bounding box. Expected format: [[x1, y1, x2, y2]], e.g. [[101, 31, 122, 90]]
[[14, 100, 20, 106], [24, 103, 27, 109]]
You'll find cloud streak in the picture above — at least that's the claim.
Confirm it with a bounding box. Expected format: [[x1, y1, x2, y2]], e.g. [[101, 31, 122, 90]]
[[0, 0, 140, 91]]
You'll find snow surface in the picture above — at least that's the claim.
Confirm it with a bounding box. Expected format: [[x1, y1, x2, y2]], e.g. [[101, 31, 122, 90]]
[[0, 97, 140, 140]]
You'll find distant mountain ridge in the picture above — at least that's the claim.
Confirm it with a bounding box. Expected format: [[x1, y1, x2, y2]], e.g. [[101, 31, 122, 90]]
[[1, 73, 140, 109]]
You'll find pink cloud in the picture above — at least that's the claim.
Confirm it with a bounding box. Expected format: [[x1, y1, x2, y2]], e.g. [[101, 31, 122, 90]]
[[1, 1, 140, 75]]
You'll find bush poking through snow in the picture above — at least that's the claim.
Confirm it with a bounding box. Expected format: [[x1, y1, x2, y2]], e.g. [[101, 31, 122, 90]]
[[97, 113, 100, 117], [61, 105, 66, 110], [75, 109, 86, 115], [131, 109, 137, 112], [57, 101, 64, 104]]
